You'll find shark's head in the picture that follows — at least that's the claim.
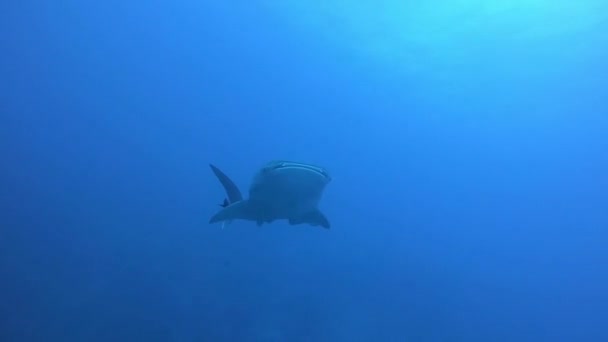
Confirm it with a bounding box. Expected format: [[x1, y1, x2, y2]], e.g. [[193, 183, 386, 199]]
[[257, 160, 331, 187]]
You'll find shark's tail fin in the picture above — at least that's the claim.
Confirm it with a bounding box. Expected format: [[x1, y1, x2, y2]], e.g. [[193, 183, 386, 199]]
[[210, 164, 244, 229], [210, 164, 243, 203]]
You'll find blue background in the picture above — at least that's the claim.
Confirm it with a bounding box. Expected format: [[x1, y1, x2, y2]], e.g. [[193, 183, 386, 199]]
[[1, 1, 607, 341]]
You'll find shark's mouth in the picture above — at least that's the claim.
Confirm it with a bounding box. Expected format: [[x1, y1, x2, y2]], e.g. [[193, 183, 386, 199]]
[[266, 160, 331, 181]]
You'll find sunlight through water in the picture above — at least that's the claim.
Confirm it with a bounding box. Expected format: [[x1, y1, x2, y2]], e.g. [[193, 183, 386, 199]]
[[266, 0, 608, 74]]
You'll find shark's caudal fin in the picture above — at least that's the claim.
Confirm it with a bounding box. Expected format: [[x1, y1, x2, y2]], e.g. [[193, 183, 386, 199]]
[[210, 164, 244, 229], [209, 164, 243, 203], [209, 200, 257, 225], [289, 209, 331, 229]]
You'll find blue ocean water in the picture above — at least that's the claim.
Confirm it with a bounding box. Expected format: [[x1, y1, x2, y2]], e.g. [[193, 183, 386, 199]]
[[1, 1, 607, 341]]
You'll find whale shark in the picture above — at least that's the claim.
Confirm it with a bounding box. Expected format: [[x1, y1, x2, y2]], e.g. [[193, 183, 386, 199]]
[[209, 160, 331, 229]]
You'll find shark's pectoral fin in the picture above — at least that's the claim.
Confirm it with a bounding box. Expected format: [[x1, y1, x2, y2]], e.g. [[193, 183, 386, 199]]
[[210, 200, 255, 224], [221, 220, 234, 230], [289, 209, 330, 229]]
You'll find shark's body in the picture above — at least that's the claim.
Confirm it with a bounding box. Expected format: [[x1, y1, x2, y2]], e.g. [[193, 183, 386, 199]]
[[209, 161, 331, 229]]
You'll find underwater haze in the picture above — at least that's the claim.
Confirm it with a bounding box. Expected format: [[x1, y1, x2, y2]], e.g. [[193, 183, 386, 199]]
[[2, 0, 608, 341]]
